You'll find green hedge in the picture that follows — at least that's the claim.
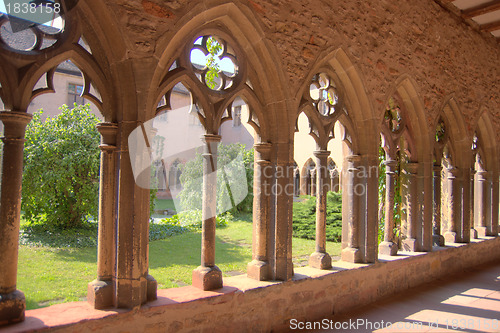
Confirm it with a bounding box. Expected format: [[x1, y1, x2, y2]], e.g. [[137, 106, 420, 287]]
[[292, 192, 342, 242]]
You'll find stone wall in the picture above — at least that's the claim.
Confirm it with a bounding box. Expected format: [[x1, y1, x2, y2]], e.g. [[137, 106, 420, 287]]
[[101, 0, 500, 140], [5, 237, 500, 333]]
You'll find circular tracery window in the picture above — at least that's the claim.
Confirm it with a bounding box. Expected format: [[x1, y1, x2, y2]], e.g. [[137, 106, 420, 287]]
[[0, 1, 65, 52], [189, 36, 237, 91], [309, 73, 340, 116]]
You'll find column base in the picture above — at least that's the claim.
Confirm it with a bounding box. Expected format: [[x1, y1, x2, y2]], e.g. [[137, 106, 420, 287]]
[[0, 290, 25, 326], [378, 241, 398, 256], [87, 279, 114, 309], [476, 227, 487, 238], [308, 251, 332, 269], [341, 247, 362, 263], [192, 266, 223, 291], [402, 238, 419, 252], [444, 231, 459, 243], [432, 234, 445, 247], [471, 228, 478, 239], [146, 274, 157, 301], [247, 260, 270, 281]]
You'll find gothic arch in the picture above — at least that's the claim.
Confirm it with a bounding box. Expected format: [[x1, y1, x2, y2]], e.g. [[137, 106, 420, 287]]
[[381, 75, 431, 164], [147, 2, 289, 142], [474, 110, 498, 173], [433, 96, 470, 168], [296, 47, 377, 155]]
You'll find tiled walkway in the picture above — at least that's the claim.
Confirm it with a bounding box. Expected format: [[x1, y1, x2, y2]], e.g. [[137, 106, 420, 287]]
[[307, 261, 500, 333]]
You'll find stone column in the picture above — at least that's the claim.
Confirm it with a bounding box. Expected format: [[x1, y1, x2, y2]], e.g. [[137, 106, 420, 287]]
[[0, 111, 32, 326], [432, 165, 445, 246], [461, 167, 471, 243], [444, 167, 461, 243], [379, 159, 398, 256], [309, 150, 332, 269], [341, 155, 362, 263], [470, 168, 478, 239], [476, 170, 489, 237], [115, 120, 157, 308], [88, 123, 118, 309], [402, 163, 420, 252], [310, 169, 316, 197], [490, 174, 499, 237], [247, 143, 272, 280], [193, 134, 223, 290]]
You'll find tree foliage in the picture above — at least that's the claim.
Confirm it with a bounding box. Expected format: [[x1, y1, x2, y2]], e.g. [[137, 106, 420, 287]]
[[22, 105, 101, 229], [178, 143, 254, 214]]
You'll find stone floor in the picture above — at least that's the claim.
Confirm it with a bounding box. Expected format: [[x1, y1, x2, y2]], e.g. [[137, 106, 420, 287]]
[[306, 261, 500, 333]]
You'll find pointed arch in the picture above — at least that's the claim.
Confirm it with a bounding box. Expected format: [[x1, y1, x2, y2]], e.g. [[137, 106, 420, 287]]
[[16, 49, 112, 120], [475, 110, 498, 173], [296, 47, 377, 155], [430, 96, 470, 168], [147, 2, 289, 142], [382, 75, 431, 163]]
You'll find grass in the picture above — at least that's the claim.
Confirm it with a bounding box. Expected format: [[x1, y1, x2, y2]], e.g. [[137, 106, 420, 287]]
[[154, 199, 176, 211], [18, 213, 341, 310]]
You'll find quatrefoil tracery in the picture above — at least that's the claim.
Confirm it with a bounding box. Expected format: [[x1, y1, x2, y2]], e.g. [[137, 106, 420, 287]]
[[309, 73, 340, 117], [189, 36, 238, 92], [0, 2, 65, 53]]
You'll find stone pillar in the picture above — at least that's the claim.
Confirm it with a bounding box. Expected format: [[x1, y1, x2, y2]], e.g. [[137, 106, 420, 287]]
[[444, 167, 461, 243], [470, 168, 478, 239], [88, 123, 118, 309], [476, 170, 489, 237], [461, 167, 471, 243], [115, 121, 156, 309], [330, 170, 339, 192], [0, 111, 32, 326], [274, 152, 294, 281], [432, 165, 445, 246], [341, 155, 362, 263], [193, 134, 223, 290], [309, 150, 332, 269], [379, 160, 398, 256], [491, 173, 499, 237], [402, 163, 420, 252], [310, 169, 316, 197], [247, 143, 272, 280]]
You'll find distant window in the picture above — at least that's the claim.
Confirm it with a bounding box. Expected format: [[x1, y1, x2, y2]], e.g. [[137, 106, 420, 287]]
[[68, 83, 84, 106], [232, 106, 241, 127]]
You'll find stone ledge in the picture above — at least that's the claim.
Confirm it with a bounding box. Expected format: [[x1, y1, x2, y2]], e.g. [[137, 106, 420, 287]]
[[1, 236, 499, 333]]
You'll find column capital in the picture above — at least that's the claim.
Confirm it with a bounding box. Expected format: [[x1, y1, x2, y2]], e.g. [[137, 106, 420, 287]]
[[254, 142, 272, 161], [476, 170, 490, 181], [0, 111, 32, 138], [384, 159, 398, 173], [447, 167, 461, 178], [97, 122, 118, 146], [202, 134, 221, 144], [313, 150, 330, 159], [433, 164, 442, 173], [405, 162, 419, 175]]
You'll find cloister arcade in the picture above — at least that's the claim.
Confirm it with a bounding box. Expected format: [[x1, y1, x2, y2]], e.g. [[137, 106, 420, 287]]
[[0, 0, 498, 331]]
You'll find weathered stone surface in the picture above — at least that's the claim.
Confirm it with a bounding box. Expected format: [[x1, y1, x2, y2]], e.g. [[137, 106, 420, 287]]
[[0, 290, 25, 326]]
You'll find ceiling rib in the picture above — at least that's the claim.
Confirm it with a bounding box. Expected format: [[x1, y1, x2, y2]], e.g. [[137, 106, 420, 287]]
[[462, 1, 500, 19]]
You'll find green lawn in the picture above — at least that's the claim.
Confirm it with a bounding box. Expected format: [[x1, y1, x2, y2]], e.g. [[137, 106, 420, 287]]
[[18, 215, 341, 310], [154, 198, 176, 211]]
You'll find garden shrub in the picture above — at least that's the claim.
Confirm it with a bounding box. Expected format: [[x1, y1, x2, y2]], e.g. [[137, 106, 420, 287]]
[[292, 191, 343, 242]]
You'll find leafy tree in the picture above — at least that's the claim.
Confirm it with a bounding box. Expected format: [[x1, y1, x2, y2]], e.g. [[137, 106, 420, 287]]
[[22, 104, 101, 229], [205, 37, 222, 89], [178, 143, 254, 215]]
